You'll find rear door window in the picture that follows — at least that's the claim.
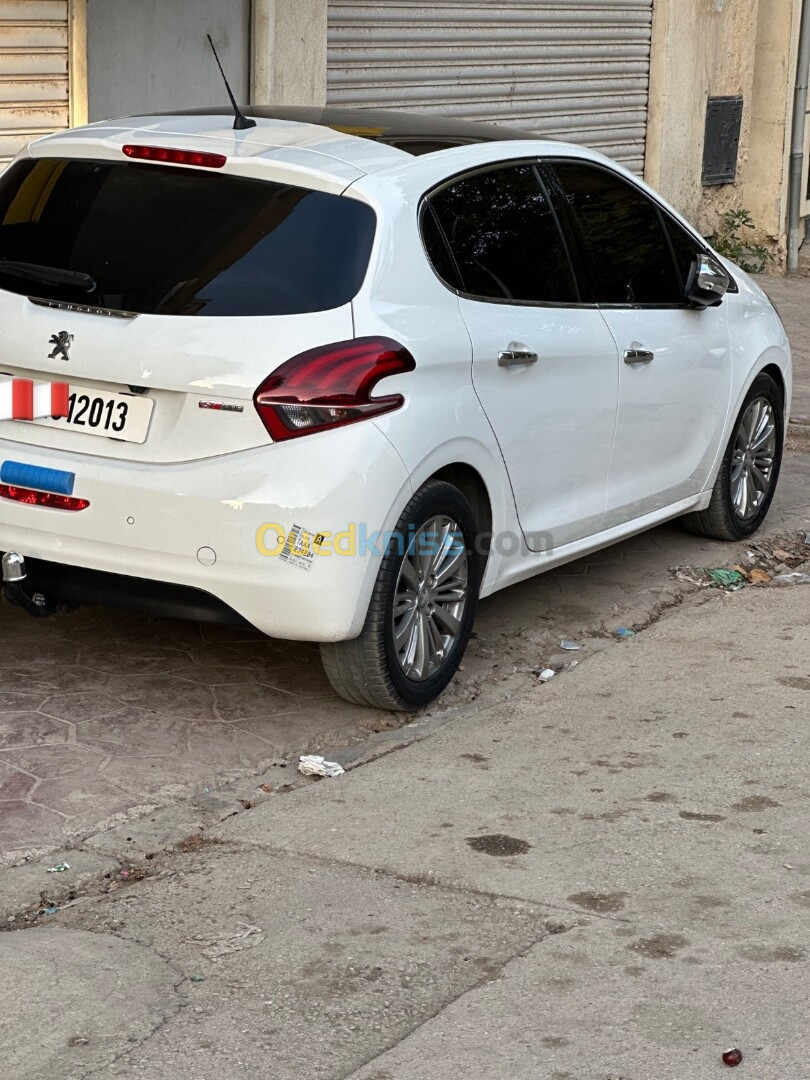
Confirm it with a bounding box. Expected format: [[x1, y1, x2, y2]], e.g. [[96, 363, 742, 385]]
[[425, 163, 578, 305], [0, 158, 376, 316]]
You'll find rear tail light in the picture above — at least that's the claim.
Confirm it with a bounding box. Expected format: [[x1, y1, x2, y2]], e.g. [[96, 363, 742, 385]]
[[122, 145, 227, 169], [253, 337, 416, 441], [0, 484, 89, 511]]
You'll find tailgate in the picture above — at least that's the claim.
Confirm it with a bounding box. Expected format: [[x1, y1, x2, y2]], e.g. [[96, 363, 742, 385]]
[[0, 150, 376, 462]]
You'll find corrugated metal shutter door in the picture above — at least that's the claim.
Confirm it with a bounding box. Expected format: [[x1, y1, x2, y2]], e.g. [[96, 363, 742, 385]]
[[0, 0, 69, 169], [327, 0, 654, 173]]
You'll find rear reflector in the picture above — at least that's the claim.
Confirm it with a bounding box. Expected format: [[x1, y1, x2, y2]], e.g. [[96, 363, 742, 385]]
[[0, 484, 89, 511], [122, 144, 227, 169]]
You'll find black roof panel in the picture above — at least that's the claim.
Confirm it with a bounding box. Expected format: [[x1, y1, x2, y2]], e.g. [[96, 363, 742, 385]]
[[147, 106, 541, 156]]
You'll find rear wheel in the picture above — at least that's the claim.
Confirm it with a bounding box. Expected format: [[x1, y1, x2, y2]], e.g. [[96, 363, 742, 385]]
[[682, 372, 784, 541], [321, 480, 482, 710]]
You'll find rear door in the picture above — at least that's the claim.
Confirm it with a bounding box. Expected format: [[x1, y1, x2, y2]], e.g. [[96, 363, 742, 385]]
[[0, 155, 375, 462], [426, 162, 619, 551], [547, 160, 732, 527]]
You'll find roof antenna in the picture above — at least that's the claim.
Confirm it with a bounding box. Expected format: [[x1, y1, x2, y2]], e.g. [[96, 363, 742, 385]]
[[206, 34, 256, 130]]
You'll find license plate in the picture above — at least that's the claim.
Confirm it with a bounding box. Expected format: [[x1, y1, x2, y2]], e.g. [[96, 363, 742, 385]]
[[34, 385, 154, 444]]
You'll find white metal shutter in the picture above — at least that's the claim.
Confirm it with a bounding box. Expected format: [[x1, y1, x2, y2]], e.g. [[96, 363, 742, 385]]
[[0, 0, 69, 169], [327, 0, 654, 173]]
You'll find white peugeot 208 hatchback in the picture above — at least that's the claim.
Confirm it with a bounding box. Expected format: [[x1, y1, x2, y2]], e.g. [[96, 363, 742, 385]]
[[0, 108, 791, 710]]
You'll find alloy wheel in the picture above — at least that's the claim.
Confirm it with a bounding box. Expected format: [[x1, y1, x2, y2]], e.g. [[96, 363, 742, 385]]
[[730, 396, 777, 520], [391, 515, 469, 682]]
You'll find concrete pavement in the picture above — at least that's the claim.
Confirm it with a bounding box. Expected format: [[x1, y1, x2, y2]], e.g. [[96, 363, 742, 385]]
[[1, 576, 808, 1079]]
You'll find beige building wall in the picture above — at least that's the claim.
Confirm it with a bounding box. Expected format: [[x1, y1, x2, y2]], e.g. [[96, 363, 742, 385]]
[[251, 0, 327, 107], [747, 0, 805, 250], [646, 0, 801, 262]]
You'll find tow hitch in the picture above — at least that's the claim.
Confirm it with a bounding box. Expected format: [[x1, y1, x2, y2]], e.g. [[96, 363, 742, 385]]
[[1, 552, 60, 618]]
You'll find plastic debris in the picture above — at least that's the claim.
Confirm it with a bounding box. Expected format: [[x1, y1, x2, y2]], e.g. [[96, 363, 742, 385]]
[[200, 922, 265, 961], [560, 640, 580, 651], [771, 572, 810, 586], [116, 865, 148, 885], [42, 905, 59, 916], [673, 567, 711, 588], [189, 974, 205, 983], [537, 668, 557, 682], [747, 568, 771, 585], [722, 1048, 743, 1067], [298, 754, 345, 778], [46, 862, 70, 873], [614, 627, 636, 638], [706, 568, 746, 588]]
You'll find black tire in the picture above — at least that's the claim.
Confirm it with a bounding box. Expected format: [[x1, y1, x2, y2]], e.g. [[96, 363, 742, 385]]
[[320, 480, 483, 711], [682, 372, 784, 541]]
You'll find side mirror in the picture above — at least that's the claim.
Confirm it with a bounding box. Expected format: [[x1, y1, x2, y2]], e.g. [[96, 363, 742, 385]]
[[685, 254, 730, 309]]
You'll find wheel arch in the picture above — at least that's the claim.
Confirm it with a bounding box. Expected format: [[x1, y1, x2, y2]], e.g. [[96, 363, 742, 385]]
[[427, 462, 492, 533], [759, 362, 786, 405], [704, 352, 790, 493]]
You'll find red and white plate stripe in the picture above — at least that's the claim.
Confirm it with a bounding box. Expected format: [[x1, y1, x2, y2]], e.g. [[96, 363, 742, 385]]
[[0, 378, 69, 422]]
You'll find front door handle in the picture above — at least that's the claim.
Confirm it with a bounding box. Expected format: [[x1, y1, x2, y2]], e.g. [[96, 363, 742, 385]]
[[624, 346, 655, 365], [498, 342, 538, 367]]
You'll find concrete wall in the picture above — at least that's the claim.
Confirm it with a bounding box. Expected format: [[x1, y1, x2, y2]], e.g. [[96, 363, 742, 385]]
[[252, 0, 326, 106], [747, 0, 803, 256], [646, 0, 800, 262]]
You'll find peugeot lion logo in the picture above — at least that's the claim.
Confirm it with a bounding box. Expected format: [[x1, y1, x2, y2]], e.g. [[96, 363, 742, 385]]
[[48, 331, 73, 361]]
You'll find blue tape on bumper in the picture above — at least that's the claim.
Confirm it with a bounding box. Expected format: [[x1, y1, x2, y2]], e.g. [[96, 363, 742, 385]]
[[0, 461, 76, 496]]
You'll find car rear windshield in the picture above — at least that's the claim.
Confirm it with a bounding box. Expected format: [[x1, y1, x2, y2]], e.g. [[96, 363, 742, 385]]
[[0, 158, 376, 316]]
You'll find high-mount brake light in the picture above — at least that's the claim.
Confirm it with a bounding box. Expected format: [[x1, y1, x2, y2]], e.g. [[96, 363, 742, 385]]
[[253, 337, 416, 442], [122, 145, 227, 169], [0, 484, 89, 511]]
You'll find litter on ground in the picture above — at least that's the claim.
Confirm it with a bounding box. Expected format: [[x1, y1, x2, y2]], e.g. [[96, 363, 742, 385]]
[[706, 568, 746, 589], [772, 572, 810, 586], [298, 754, 345, 778], [537, 668, 557, 682], [198, 922, 266, 961], [560, 640, 581, 651]]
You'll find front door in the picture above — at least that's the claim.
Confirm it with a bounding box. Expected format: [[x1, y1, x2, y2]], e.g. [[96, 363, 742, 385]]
[[548, 160, 732, 527], [427, 162, 619, 552]]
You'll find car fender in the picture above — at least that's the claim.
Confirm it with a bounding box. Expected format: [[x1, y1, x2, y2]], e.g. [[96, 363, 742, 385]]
[[703, 345, 792, 493], [701, 266, 792, 492]]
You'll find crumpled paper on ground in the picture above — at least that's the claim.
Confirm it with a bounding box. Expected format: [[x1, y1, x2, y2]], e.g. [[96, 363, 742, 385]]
[[298, 754, 345, 778]]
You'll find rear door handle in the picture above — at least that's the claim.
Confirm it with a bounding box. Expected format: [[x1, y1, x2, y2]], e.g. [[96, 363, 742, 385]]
[[498, 343, 538, 367], [623, 347, 655, 365]]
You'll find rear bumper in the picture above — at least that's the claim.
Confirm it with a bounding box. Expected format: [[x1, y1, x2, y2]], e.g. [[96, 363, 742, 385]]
[[2, 553, 247, 625], [0, 425, 412, 641]]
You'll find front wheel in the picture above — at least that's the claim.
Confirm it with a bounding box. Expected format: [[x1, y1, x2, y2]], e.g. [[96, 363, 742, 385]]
[[321, 480, 482, 710], [682, 372, 784, 541]]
